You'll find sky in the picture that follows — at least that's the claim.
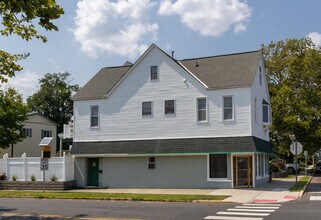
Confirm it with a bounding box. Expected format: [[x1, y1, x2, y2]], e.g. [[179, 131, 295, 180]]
[[2, 0, 321, 101]]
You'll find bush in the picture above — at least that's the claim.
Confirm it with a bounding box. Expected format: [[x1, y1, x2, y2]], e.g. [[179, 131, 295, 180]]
[[30, 174, 36, 181], [0, 173, 7, 181], [50, 175, 57, 182], [270, 162, 282, 172], [12, 175, 17, 181]]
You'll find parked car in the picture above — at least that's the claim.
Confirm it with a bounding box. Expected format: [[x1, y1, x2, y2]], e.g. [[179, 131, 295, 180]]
[[284, 163, 300, 174], [315, 161, 321, 173]]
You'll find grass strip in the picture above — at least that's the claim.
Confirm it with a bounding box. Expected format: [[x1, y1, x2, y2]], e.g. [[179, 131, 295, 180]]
[[290, 176, 311, 191], [0, 190, 229, 202]]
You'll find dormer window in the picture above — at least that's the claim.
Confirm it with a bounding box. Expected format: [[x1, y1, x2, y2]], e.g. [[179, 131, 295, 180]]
[[150, 66, 158, 80]]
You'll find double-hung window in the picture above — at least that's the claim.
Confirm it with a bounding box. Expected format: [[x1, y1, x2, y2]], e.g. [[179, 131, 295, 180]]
[[209, 154, 227, 179], [148, 157, 156, 169], [150, 66, 158, 80], [223, 96, 233, 120], [142, 101, 152, 116], [262, 100, 271, 124], [165, 100, 175, 115], [23, 128, 32, 137], [90, 106, 99, 127], [197, 98, 207, 122], [41, 130, 52, 138]]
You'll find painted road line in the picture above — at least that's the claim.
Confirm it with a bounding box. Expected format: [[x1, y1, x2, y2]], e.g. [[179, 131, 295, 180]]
[[310, 196, 321, 200], [204, 216, 263, 220], [227, 208, 275, 212], [252, 199, 277, 203], [216, 211, 270, 216], [243, 203, 281, 206], [235, 206, 279, 209]]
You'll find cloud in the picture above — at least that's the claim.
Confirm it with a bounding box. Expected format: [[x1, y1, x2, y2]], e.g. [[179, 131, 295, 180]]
[[158, 0, 251, 37], [72, 0, 159, 59], [5, 71, 42, 102], [307, 32, 321, 47]]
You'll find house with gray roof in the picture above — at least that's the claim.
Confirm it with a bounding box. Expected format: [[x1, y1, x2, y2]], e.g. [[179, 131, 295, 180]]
[[71, 44, 273, 189]]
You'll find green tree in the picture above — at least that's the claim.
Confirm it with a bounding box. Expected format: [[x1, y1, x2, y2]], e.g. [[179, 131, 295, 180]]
[[0, 87, 28, 150], [27, 72, 79, 132], [262, 38, 321, 158], [0, 0, 64, 83]]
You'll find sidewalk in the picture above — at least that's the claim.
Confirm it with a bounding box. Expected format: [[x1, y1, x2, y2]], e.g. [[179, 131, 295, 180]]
[[73, 175, 309, 204]]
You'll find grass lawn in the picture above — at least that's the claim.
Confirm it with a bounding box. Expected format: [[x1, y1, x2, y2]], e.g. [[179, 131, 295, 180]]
[[0, 190, 229, 202], [290, 176, 311, 191]]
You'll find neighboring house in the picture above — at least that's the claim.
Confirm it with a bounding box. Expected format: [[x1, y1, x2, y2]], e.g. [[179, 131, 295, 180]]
[[0, 113, 57, 158], [71, 44, 273, 189]]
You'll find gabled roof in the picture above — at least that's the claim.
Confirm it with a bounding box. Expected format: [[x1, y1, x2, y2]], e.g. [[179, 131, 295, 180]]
[[179, 51, 261, 90], [71, 136, 273, 155], [72, 66, 131, 101], [72, 44, 261, 101]]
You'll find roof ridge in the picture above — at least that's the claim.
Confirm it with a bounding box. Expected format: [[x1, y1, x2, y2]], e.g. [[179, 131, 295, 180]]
[[180, 50, 260, 61], [102, 65, 133, 70]]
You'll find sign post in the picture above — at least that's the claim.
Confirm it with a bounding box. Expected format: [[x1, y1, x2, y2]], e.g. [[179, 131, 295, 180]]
[[39, 137, 54, 192], [290, 140, 303, 183]]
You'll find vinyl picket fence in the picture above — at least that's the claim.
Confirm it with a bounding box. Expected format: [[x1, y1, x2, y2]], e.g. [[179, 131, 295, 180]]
[[0, 153, 74, 182]]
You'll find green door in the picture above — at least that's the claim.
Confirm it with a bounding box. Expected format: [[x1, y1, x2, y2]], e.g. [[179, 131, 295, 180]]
[[87, 158, 99, 186]]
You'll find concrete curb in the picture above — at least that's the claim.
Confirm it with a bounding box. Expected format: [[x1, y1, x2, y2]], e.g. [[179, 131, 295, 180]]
[[298, 176, 313, 198]]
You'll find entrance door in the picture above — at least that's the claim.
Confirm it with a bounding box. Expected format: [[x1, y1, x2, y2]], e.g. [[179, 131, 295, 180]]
[[233, 156, 252, 188], [87, 158, 99, 187]]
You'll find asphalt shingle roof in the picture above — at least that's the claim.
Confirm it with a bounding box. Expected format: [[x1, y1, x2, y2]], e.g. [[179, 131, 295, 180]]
[[72, 45, 261, 101], [179, 51, 260, 90], [72, 66, 131, 101], [71, 136, 273, 155]]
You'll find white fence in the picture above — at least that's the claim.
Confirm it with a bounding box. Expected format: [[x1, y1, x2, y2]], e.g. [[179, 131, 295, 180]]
[[0, 153, 74, 181]]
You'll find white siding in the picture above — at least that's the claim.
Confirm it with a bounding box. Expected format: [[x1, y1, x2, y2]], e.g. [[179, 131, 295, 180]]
[[74, 47, 253, 142], [250, 56, 270, 141]]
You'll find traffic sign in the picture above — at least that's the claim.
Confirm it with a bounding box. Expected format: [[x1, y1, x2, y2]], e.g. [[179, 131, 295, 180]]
[[290, 142, 303, 155], [40, 159, 49, 171]]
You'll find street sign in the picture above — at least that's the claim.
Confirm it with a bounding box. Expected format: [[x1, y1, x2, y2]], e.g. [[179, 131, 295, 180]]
[[290, 142, 303, 155], [42, 146, 51, 159], [40, 159, 49, 171]]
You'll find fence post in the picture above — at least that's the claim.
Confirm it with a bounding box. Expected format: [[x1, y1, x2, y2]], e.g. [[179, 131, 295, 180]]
[[4, 153, 8, 180], [63, 152, 66, 181], [22, 153, 27, 181]]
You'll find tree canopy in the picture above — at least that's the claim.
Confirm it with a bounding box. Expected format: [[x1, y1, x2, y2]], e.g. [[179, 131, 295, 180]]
[[0, 0, 64, 83], [27, 72, 79, 132], [0, 87, 28, 149], [262, 38, 321, 157]]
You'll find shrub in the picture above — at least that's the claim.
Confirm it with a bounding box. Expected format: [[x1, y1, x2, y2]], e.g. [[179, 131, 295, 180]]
[[0, 173, 7, 181], [270, 162, 282, 172], [12, 175, 17, 181], [30, 174, 36, 181], [50, 175, 57, 182]]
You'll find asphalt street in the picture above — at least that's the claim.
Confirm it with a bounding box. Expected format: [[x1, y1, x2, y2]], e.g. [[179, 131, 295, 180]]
[[1, 174, 321, 220], [0, 198, 236, 220]]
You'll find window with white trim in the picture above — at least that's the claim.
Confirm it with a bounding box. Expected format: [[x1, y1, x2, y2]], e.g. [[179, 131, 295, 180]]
[[150, 66, 158, 80], [165, 100, 175, 115], [254, 97, 257, 123], [259, 66, 262, 85], [148, 157, 156, 169], [209, 154, 227, 179], [223, 96, 233, 120], [256, 153, 264, 178], [142, 101, 152, 116], [197, 98, 207, 122], [90, 106, 99, 127], [262, 100, 271, 124], [23, 128, 32, 137], [41, 129, 52, 138]]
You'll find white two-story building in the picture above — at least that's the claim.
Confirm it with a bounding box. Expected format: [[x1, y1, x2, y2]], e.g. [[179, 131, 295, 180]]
[[71, 44, 273, 189]]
